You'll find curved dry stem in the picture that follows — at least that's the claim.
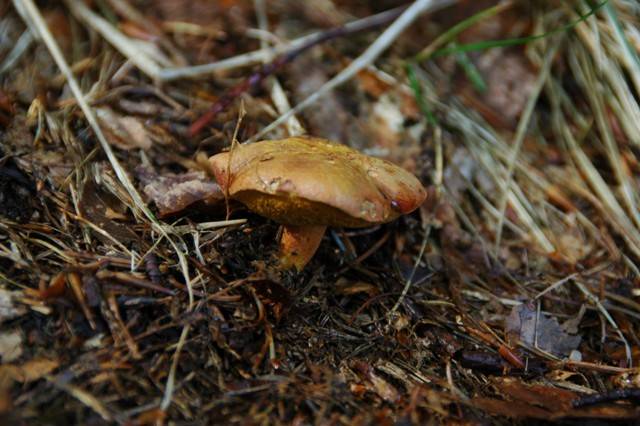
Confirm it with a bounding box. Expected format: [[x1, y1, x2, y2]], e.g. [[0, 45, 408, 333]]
[[279, 225, 327, 271]]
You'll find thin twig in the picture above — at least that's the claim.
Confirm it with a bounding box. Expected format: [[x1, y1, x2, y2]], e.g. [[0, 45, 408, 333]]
[[247, 0, 456, 142], [573, 279, 633, 367], [65, 0, 162, 79], [188, 3, 417, 136], [389, 226, 430, 316], [534, 273, 578, 300], [253, 0, 304, 136], [105, 0, 187, 66], [158, 5, 410, 81]]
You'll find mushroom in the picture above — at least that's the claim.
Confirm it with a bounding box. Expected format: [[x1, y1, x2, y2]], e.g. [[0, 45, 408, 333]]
[[209, 136, 426, 270]]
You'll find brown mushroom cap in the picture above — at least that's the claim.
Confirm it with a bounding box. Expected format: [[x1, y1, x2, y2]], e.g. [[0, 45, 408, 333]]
[[209, 136, 426, 227]]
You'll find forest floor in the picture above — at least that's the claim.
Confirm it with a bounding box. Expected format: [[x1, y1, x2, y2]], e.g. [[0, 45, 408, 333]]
[[1, 0, 640, 424]]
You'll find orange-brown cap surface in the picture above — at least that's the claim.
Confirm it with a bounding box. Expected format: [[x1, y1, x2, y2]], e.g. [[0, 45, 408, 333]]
[[209, 136, 426, 227]]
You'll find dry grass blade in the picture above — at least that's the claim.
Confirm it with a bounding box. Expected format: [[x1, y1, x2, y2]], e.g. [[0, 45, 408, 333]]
[[169, 219, 247, 234], [105, 0, 187, 66], [46, 375, 113, 421], [4, 0, 640, 424], [157, 5, 411, 81], [248, 0, 457, 142], [573, 280, 632, 366], [253, 0, 304, 136], [389, 226, 430, 316], [449, 111, 554, 253], [571, 39, 640, 229], [494, 42, 559, 252], [560, 121, 640, 257], [14, 0, 193, 306], [0, 29, 33, 74], [160, 324, 191, 410], [14, 0, 200, 412], [603, 2, 640, 100], [64, 0, 162, 79]]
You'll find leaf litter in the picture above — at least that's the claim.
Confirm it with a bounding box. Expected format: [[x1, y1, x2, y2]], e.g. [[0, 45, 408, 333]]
[[505, 301, 582, 357], [0, 0, 640, 424]]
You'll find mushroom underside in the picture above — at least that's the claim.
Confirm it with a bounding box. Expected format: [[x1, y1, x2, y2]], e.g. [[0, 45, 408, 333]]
[[235, 190, 391, 228]]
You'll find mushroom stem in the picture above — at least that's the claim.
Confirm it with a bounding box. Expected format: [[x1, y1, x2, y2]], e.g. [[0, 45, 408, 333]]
[[279, 225, 327, 271]]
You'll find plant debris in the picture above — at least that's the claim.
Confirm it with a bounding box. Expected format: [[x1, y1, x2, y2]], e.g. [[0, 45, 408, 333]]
[[1, 0, 640, 424], [137, 166, 225, 217], [0, 150, 35, 223], [505, 301, 582, 357]]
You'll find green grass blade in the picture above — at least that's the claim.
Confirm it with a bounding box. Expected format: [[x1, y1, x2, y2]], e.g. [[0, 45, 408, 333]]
[[454, 43, 487, 93], [414, 2, 512, 63], [406, 62, 438, 126], [427, 0, 609, 59]]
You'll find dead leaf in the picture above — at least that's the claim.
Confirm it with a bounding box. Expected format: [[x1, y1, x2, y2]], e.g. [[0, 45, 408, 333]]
[[19, 150, 74, 187], [454, 6, 536, 128], [444, 147, 495, 204], [0, 90, 14, 116], [472, 397, 552, 419], [562, 304, 587, 335], [136, 166, 224, 217], [249, 279, 292, 323], [368, 95, 404, 153], [289, 55, 351, 143], [0, 330, 23, 363], [79, 179, 137, 244], [0, 289, 27, 323], [353, 362, 400, 403], [132, 408, 167, 425], [95, 107, 153, 150], [39, 271, 67, 299], [119, 21, 158, 42], [0, 151, 36, 223], [472, 378, 640, 420], [495, 378, 575, 412], [0, 358, 59, 390], [472, 51, 537, 127], [16, 358, 60, 382], [554, 231, 592, 265], [357, 69, 393, 98], [505, 301, 581, 357], [335, 278, 380, 297]]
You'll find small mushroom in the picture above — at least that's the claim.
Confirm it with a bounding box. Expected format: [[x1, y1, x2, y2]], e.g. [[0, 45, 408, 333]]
[[209, 136, 426, 270]]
